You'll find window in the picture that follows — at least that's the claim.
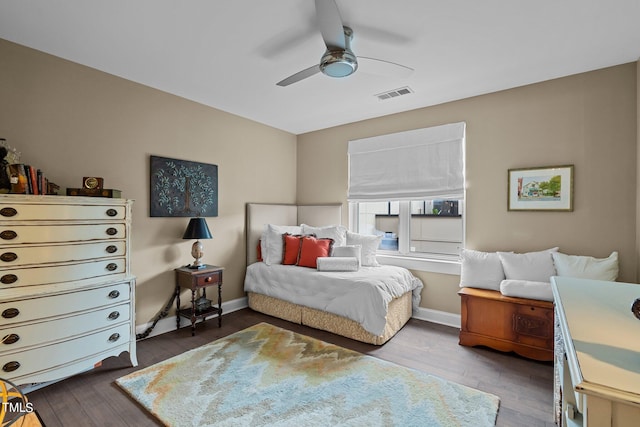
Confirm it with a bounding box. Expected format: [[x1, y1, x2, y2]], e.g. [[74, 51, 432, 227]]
[[353, 199, 463, 258], [348, 123, 465, 272]]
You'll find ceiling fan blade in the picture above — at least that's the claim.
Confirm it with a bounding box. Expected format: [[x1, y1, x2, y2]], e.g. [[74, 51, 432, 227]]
[[315, 0, 345, 49], [357, 57, 414, 78], [277, 64, 321, 87]]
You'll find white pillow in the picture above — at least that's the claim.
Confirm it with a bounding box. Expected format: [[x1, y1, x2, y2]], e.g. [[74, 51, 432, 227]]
[[332, 245, 362, 267], [261, 224, 302, 266], [346, 232, 381, 267], [499, 279, 554, 302], [497, 248, 559, 283], [301, 224, 347, 247], [552, 251, 619, 281], [459, 249, 506, 290]]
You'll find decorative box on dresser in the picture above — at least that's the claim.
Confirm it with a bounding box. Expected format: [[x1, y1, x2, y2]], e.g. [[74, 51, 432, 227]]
[[552, 276, 640, 427], [0, 195, 137, 388]]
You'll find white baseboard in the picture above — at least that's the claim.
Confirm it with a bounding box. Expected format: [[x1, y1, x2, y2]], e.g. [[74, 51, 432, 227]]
[[412, 307, 461, 329], [136, 296, 461, 338], [135, 296, 248, 339]]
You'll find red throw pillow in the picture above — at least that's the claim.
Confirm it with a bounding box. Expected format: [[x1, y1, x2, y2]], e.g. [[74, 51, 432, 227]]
[[282, 233, 303, 265], [297, 236, 334, 268], [257, 239, 263, 262]]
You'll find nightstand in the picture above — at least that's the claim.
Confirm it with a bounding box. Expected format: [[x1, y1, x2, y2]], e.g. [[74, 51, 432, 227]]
[[175, 265, 223, 336]]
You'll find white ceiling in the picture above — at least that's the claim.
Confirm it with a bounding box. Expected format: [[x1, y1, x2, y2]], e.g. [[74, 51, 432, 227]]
[[1, 1, 639, 135]]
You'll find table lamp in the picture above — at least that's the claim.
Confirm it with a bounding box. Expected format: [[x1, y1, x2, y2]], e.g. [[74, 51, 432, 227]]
[[182, 217, 212, 269]]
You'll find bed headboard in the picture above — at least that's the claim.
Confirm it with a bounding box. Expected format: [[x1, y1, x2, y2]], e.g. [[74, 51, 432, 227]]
[[246, 203, 342, 265]]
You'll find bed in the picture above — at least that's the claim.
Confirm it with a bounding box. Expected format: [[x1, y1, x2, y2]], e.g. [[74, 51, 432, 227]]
[[244, 203, 423, 345]]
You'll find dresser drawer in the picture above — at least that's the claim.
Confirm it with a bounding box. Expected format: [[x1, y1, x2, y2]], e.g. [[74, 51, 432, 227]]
[[0, 323, 130, 381], [0, 203, 126, 221], [0, 303, 130, 351], [0, 223, 126, 245], [0, 241, 126, 267], [0, 281, 130, 325], [195, 270, 222, 287], [0, 258, 126, 289]]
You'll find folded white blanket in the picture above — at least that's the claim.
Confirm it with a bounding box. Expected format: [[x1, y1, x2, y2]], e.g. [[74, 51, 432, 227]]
[[316, 257, 359, 272], [499, 279, 553, 301]]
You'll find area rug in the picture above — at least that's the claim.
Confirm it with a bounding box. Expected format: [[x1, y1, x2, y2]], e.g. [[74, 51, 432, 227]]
[[116, 323, 499, 426]]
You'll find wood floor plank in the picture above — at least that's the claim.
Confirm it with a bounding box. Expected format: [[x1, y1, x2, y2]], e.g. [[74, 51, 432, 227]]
[[25, 309, 554, 426]]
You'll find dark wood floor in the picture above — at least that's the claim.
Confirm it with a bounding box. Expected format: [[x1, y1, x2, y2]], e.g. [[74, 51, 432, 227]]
[[27, 309, 555, 426]]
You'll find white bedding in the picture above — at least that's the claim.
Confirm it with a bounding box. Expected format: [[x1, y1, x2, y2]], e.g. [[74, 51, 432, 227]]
[[244, 262, 423, 336]]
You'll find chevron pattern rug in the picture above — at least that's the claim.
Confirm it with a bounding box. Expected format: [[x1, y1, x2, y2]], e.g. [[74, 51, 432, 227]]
[[116, 323, 499, 426]]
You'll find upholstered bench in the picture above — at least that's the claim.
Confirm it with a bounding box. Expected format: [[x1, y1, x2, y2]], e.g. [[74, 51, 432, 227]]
[[457, 247, 618, 363], [458, 287, 554, 361]]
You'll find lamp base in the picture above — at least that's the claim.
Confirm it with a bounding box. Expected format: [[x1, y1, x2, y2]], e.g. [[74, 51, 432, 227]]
[[188, 263, 206, 270], [189, 240, 205, 269]]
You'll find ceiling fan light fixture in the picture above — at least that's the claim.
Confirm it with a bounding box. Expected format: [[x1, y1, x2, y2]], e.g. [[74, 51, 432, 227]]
[[320, 49, 358, 78]]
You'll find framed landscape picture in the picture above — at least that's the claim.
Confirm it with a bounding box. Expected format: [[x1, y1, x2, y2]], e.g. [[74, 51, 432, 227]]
[[507, 165, 574, 211]]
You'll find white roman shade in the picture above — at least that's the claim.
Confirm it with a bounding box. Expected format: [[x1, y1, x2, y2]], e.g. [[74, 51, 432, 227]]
[[348, 122, 465, 201]]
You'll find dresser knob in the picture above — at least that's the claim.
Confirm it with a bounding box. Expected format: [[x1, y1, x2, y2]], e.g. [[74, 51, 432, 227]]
[[0, 274, 18, 285], [2, 308, 19, 319], [0, 230, 17, 240], [106, 263, 118, 272], [0, 252, 17, 262], [205, 276, 213, 283], [105, 245, 118, 254], [106, 227, 118, 236], [108, 311, 120, 321], [2, 361, 20, 373], [108, 333, 120, 342], [0, 207, 17, 217], [106, 209, 118, 217], [2, 334, 20, 345], [108, 290, 120, 299]]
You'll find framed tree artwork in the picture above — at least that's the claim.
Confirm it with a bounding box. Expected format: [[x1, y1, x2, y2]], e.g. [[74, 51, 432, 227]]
[[150, 155, 218, 217], [507, 165, 574, 212]]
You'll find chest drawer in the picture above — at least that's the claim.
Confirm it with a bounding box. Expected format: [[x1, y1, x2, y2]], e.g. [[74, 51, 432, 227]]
[[0, 323, 130, 382], [0, 303, 130, 351], [0, 281, 130, 325], [0, 241, 126, 267], [0, 203, 126, 221], [513, 304, 554, 338], [0, 223, 126, 245], [0, 258, 126, 289]]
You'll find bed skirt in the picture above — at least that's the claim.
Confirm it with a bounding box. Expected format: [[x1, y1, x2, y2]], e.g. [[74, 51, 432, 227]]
[[247, 291, 413, 345]]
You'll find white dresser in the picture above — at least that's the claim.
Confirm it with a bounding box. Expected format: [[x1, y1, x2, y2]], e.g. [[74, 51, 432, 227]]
[[552, 276, 640, 427], [0, 195, 137, 388]]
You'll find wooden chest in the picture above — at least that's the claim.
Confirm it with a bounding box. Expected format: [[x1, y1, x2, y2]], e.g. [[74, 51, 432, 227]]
[[458, 287, 554, 361]]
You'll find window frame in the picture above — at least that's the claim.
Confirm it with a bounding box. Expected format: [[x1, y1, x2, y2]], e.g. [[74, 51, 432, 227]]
[[349, 200, 464, 275]]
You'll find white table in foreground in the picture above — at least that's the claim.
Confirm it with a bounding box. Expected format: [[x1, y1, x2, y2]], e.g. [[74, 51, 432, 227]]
[[552, 276, 640, 426]]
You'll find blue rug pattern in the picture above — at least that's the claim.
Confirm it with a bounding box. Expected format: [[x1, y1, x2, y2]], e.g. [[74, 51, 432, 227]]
[[117, 323, 499, 426]]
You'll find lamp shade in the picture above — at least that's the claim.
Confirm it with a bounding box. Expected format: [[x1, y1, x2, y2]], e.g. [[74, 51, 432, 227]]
[[182, 218, 212, 240]]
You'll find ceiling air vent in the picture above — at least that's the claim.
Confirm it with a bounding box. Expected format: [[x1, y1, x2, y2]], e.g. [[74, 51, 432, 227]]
[[375, 86, 413, 101]]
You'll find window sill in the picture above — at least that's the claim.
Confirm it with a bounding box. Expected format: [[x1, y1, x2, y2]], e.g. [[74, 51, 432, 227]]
[[376, 254, 461, 275]]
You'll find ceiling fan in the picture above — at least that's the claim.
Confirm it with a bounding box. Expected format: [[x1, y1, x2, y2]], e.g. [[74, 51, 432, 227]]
[[276, 0, 413, 87]]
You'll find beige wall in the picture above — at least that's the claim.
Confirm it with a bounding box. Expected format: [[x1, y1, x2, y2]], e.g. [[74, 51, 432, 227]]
[[298, 63, 638, 314], [2, 38, 637, 321], [0, 39, 297, 325]]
